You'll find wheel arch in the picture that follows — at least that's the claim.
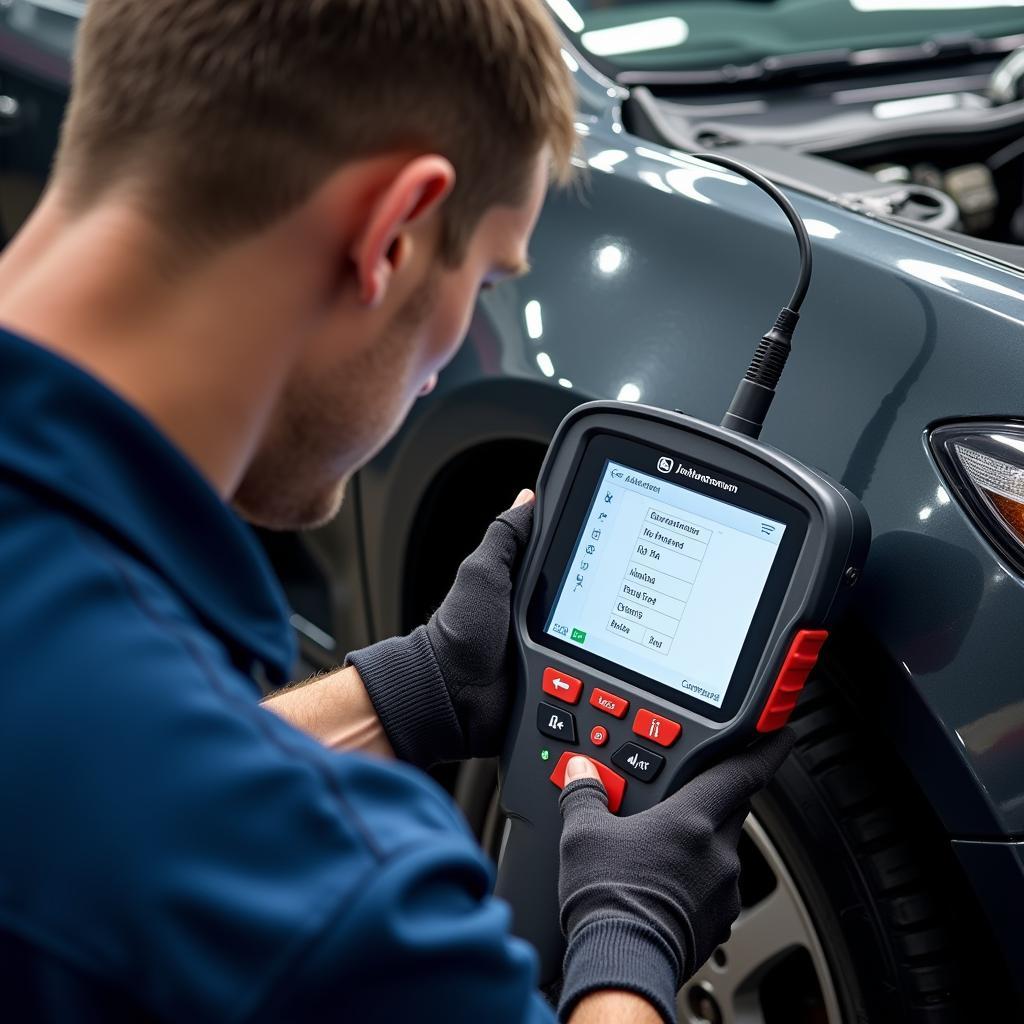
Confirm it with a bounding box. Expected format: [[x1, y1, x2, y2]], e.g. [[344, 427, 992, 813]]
[[355, 378, 578, 640]]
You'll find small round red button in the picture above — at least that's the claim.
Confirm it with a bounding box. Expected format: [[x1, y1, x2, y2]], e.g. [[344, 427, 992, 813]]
[[590, 725, 609, 747]]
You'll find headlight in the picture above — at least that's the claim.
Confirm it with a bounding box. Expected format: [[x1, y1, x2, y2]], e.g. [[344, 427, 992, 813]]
[[930, 421, 1024, 573]]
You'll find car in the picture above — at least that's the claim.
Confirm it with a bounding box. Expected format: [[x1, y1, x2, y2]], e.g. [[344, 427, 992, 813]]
[[2, 1, 1023, 1019]]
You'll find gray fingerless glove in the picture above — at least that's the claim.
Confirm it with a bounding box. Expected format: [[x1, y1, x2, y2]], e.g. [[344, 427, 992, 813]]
[[556, 730, 795, 1022], [346, 501, 534, 767]]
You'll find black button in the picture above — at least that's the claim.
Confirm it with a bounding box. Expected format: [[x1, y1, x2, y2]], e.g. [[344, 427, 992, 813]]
[[537, 702, 577, 743], [612, 742, 664, 782]]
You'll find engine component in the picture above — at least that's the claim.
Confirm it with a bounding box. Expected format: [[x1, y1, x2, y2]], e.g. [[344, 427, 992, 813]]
[[867, 163, 997, 234], [942, 164, 998, 234], [990, 47, 1024, 104]]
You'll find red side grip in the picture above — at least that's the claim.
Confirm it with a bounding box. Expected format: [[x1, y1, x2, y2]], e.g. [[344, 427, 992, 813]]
[[756, 630, 829, 733]]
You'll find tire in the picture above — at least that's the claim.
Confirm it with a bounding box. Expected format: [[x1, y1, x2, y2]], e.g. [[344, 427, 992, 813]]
[[716, 661, 1005, 1024]]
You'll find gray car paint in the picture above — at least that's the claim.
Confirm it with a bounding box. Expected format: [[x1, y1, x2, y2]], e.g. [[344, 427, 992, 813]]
[[392, 82, 1024, 838]]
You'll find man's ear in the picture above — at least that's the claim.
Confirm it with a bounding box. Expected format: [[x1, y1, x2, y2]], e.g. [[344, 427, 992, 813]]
[[351, 155, 456, 308]]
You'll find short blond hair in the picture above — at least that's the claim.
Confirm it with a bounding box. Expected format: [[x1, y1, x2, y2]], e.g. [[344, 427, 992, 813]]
[[55, 0, 576, 261]]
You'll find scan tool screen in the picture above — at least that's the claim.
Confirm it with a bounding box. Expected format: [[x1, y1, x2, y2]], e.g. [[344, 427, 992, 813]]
[[544, 460, 786, 709]]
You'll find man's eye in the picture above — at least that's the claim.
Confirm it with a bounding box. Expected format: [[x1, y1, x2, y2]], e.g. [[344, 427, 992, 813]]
[[480, 282, 496, 293]]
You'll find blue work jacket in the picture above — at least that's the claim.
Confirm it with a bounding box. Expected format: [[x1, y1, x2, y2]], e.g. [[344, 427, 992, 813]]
[[0, 326, 552, 1022]]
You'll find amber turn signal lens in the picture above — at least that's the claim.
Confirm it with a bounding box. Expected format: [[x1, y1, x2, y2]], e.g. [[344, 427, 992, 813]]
[[931, 423, 1024, 573], [953, 441, 1024, 545]]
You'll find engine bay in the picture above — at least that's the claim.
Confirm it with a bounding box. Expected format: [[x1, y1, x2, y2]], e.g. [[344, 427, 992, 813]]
[[623, 41, 1024, 256]]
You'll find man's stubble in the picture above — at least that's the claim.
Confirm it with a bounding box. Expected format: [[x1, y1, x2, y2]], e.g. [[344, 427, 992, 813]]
[[233, 272, 440, 531]]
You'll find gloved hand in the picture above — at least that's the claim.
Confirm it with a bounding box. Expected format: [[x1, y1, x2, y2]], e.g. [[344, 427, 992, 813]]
[[345, 491, 534, 768], [556, 730, 795, 1023]]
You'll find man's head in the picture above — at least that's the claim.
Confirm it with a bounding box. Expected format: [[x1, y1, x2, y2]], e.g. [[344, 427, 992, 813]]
[[51, 0, 576, 528]]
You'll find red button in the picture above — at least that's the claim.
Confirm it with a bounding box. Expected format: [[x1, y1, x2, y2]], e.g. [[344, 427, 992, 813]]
[[590, 688, 629, 719], [543, 668, 582, 704], [549, 752, 626, 813], [756, 629, 829, 733], [590, 725, 609, 747], [632, 708, 682, 747]]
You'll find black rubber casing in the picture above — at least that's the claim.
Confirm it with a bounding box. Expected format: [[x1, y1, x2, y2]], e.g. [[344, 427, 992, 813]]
[[495, 401, 870, 982]]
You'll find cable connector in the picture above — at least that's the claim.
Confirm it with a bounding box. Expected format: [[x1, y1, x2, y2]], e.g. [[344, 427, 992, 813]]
[[692, 152, 813, 439], [721, 307, 799, 440]]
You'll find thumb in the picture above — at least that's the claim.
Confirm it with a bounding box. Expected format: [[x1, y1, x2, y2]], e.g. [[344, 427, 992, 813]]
[[491, 499, 535, 560], [559, 760, 609, 823], [681, 729, 795, 824], [446, 500, 533, 598], [565, 755, 600, 783]]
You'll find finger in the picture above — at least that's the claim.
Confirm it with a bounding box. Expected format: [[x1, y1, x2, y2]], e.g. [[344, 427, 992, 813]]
[[512, 488, 535, 509], [696, 730, 793, 814], [493, 500, 535, 555], [432, 503, 535, 637], [720, 803, 751, 850], [681, 730, 795, 822], [558, 776, 609, 823], [452, 502, 534, 586], [565, 755, 600, 783], [559, 758, 606, 821], [559, 757, 606, 820]]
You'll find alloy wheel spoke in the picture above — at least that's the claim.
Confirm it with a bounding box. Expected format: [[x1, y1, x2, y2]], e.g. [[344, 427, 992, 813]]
[[721, 880, 808, 993], [681, 885, 808, 1022]]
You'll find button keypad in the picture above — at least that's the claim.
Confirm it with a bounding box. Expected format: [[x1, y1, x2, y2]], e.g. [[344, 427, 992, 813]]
[[537, 702, 577, 743], [590, 687, 629, 719], [612, 742, 665, 782], [537, 669, 684, 798], [549, 752, 626, 813], [542, 667, 582, 704], [632, 708, 681, 748]]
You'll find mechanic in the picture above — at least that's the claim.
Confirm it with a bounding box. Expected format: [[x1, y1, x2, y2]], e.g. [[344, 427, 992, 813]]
[[0, 1, 792, 1021]]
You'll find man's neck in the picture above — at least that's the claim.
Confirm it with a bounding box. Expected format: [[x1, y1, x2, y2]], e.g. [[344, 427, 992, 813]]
[[0, 189, 324, 499]]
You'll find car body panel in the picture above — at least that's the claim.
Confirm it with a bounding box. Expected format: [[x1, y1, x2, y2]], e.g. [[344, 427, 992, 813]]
[[364, 101, 1024, 837], [952, 839, 1024, 987]]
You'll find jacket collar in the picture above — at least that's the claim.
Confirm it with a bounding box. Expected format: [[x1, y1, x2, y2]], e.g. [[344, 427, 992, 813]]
[[0, 326, 296, 683]]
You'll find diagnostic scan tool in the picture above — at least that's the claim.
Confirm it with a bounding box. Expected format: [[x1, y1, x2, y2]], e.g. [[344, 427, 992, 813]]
[[495, 157, 871, 979]]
